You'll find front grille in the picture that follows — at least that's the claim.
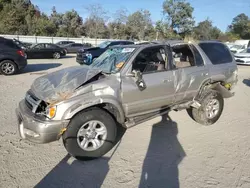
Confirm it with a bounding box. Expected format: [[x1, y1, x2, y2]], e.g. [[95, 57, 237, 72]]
[[25, 90, 41, 113], [25, 99, 33, 110]]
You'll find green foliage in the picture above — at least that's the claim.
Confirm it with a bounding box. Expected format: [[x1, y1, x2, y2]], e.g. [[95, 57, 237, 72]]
[[193, 19, 222, 40], [163, 0, 194, 35], [0, 0, 248, 41], [228, 13, 250, 39], [127, 9, 154, 40]]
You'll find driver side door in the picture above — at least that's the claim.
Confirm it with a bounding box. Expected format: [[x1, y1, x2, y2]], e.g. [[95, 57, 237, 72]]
[[28, 44, 45, 59], [121, 46, 176, 117]]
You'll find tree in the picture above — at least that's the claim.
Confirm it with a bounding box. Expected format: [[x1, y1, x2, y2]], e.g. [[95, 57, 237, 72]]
[[84, 3, 109, 38], [127, 9, 154, 40], [163, 0, 195, 36], [108, 8, 129, 39], [229, 13, 250, 39], [193, 19, 222, 40]]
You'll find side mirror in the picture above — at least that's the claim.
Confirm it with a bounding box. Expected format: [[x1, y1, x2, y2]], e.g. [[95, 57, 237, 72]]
[[127, 70, 142, 79]]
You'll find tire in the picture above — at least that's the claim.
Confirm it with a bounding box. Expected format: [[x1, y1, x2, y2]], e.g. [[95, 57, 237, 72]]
[[53, 52, 61, 59], [62, 107, 125, 160], [0, 60, 17, 75], [187, 89, 224, 126]]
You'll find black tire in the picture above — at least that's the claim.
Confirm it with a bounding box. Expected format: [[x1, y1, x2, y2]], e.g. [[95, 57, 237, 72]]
[[187, 89, 224, 126], [62, 107, 124, 160], [0, 60, 17, 75], [53, 52, 61, 59]]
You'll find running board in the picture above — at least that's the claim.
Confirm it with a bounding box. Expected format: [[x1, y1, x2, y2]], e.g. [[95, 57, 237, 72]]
[[125, 108, 170, 128]]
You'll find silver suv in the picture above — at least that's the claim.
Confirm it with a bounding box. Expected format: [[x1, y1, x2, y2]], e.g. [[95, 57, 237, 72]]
[[16, 41, 238, 160]]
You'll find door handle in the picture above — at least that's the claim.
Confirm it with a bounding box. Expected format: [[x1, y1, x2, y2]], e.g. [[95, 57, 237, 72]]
[[202, 73, 209, 76]]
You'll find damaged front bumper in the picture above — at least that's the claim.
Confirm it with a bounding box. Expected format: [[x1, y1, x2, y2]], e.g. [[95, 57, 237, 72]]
[[16, 100, 69, 144]]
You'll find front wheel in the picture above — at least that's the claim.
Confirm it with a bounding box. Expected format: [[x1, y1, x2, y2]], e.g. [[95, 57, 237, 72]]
[[53, 52, 61, 59], [62, 108, 125, 160], [187, 90, 224, 126]]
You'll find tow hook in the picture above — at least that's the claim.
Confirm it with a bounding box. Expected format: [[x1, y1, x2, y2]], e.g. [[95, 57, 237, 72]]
[[59, 128, 67, 136]]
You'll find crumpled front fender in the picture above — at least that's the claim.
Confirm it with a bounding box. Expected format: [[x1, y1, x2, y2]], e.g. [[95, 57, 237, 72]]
[[62, 94, 125, 124]]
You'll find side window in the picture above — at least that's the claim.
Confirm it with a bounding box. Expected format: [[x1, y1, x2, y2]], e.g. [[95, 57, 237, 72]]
[[199, 43, 233, 64], [109, 42, 120, 47], [45, 44, 55, 48], [34, 44, 44, 49], [190, 45, 204, 66], [4, 40, 19, 49], [74, 44, 83, 47], [132, 47, 168, 73], [172, 45, 196, 69]]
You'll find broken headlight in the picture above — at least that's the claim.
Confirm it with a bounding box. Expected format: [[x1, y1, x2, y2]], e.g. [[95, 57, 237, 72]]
[[46, 106, 57, 119]]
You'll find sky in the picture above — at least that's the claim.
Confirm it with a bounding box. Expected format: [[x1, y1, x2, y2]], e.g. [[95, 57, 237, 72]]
[[31, 0, 250, 32]]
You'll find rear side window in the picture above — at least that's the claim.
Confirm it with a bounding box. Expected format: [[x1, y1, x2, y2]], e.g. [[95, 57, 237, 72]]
[[199, 43, 233, 64], [190, 45, 204, 66]]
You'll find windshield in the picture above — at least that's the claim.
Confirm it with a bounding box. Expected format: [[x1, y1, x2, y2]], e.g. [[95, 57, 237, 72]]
[[230, 45, 243, 49], [241, 48, 250, 53], [89, 47, 136, 74], [98, 41, 111, 49]]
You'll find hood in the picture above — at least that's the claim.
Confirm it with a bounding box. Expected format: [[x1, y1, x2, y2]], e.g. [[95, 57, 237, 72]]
[[235, 53, 250, 57], [79, 47, 100, 52], [30, 66, 102, 104]]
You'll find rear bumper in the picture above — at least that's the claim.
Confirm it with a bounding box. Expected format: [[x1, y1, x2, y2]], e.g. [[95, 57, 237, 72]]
[[16, 57, 27, 70], [16, 100, 69, 144]]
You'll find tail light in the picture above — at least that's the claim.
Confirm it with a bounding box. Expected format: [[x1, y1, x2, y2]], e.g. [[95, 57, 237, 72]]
[[17, 50, 25, 57]]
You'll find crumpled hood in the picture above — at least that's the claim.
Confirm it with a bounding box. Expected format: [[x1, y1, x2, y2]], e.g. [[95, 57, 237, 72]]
[[30, 66, 102, 104]]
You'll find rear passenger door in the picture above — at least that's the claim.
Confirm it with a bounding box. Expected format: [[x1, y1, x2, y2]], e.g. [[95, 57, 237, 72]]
[[171, 44, 210, 103]]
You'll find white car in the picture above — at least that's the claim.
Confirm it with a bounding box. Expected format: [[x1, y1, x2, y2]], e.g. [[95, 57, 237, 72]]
[[234, 48, 250, 65], [230, 44, 247, 54]]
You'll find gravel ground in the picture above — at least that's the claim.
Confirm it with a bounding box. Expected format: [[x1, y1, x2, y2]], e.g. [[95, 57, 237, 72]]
[[1, 55, 250, 188]]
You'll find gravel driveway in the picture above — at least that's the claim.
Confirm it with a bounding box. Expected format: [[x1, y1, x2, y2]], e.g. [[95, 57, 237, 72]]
[[1, 56, 250, 188]]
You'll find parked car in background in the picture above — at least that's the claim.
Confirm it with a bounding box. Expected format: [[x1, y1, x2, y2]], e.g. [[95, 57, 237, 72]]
[[234, 48, 250, 65], [13, 38, 33, 49], [225, 42, 235, 49], [16, 40, 238, 160], [230, 44, 246, 54], [64, 43, 90, 53], [76, 40, 134, 65], [25, 43, 66, 59], [55, 41, 75, 47], [0, 37, 27, 75]]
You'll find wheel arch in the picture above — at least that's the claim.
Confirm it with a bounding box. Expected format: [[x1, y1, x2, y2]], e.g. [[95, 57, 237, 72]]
[[195, 79, 233, 100], [63, 98, 126, 127], [0, 59, 18, 69]]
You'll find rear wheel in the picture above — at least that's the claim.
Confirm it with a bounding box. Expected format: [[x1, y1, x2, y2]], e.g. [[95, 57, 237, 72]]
[[187, 90, 224, 125], [0, 60, 17, 75], [62, 108, 125, 160], [53, 52, 61, 59]]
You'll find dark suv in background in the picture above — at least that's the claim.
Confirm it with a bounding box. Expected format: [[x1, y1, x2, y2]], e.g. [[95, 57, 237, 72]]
[[76, 40, 134, 65], [0, 37, 27, 75]]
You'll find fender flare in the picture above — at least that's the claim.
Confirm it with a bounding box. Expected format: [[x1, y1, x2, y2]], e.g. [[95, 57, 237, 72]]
[[62, 96, 125, 124]]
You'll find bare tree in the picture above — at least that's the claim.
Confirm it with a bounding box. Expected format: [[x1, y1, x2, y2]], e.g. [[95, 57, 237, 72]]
[[84, 3, 110, 39]]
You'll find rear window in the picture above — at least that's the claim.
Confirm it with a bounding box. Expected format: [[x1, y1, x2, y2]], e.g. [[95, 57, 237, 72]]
[[3, 40, 20, 49], [199, 43, 233, 65]]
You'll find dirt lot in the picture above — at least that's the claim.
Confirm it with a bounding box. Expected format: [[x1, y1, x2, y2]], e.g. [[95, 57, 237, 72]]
[[1, 55, 250, 188]]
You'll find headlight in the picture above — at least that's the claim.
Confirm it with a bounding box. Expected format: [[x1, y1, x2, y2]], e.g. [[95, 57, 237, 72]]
[[46, 106, 57, 119]]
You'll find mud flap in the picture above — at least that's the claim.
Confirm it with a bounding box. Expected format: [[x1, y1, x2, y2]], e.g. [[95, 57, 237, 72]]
[[212, 83, 234, 98]]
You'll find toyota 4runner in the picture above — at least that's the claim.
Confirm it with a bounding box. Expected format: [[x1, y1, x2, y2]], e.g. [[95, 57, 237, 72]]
[[16, 40, 238, 160]]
